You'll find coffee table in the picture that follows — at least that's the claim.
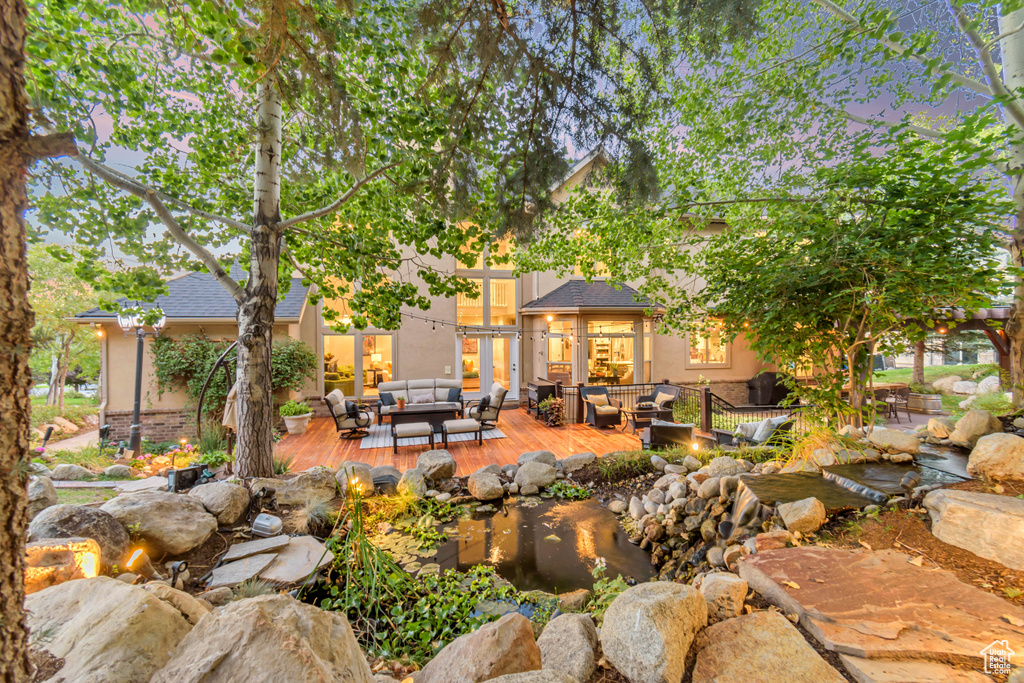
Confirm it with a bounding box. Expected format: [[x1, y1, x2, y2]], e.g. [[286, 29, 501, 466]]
[[622, 407, 673, 435], [388, 404, 462, 434]]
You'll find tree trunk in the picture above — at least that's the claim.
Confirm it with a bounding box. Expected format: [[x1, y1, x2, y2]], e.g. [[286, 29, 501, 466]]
[[0, 0, 37, 676], [1001, 7, 1024, 406], [45, 346, 58, 405], [234, 77, 283, 480], [912, 339, 925, 386]]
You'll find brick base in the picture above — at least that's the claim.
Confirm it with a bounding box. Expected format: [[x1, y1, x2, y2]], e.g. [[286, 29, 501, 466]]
[[105, 409, 196, 443]]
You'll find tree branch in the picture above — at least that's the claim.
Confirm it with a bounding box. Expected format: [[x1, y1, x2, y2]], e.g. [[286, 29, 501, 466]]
[[143, 191, 244, 303], [809, 0, 993, 97], [278, 163, 400, 229], [948, 1, 1024, 130], [25, 133, 77, 161], [71, 149, 250, 232]]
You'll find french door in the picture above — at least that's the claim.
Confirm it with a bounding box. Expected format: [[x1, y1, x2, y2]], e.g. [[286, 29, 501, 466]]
[[458, 334, 518, 401]]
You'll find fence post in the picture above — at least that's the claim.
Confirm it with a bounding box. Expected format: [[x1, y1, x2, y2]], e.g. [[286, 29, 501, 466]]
[[699, 386, 713, 433], [662, 378, 670, 386], [576, 382, 585, 423], [554, 380, 563, 398]]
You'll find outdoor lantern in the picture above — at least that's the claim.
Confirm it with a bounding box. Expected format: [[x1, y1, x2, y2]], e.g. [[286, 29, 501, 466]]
[[117, 311, 141, 332]]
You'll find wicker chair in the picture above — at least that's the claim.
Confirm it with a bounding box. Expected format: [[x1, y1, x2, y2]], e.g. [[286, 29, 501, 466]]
[[580, 386, 622, 428], [323, 389, 373, 439], [637, 384, 681, 410]]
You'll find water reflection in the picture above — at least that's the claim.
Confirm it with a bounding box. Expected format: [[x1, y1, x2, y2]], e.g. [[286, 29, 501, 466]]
[[433, 498, 655, 594]]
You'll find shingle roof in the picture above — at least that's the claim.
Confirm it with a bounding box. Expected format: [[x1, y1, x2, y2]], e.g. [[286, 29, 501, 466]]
[[521, 280, 660, 311], [73, 266, 308, 322]]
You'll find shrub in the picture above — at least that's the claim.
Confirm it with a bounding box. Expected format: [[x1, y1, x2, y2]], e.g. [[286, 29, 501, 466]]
[[273, 454, 294, 474], [538, 396, 566, 427], [191, 450, 234, 468]]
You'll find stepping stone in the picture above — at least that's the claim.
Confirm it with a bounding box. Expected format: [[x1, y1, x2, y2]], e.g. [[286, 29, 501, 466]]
[[738, 547, 1024, 666], [206, 553, 277, 589], [259, 535, 334, 585], [222, 535, 290, 562], [839, 655, 992, 683], [115, 476, 168, 493], [52, 481, 117, 489], [924, 489, 1024, 571]]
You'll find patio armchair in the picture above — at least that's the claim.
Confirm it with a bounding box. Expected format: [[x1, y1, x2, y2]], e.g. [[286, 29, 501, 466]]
[[637, 384, 681, 410], [580, 385, 622, 428], [324, 389, 373, 439], [467, 382, 508, 429], [712, 414, 792, 448], [885, 387, 911, 423]]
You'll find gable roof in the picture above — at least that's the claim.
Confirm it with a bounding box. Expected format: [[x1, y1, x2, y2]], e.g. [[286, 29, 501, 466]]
[[521, 280, 661, 313], [72, 266, 308, 323]]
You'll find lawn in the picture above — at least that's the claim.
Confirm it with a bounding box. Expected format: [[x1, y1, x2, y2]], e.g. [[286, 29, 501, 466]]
[[55, 488, 116, 505], [874, 363, 999, 385]]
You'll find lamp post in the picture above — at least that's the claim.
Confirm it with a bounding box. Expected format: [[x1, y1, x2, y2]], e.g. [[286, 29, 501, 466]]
[[117, 310, 165, 458]]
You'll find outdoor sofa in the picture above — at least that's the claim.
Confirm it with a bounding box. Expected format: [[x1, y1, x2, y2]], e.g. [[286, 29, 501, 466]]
[[375, 379, 464, 424]]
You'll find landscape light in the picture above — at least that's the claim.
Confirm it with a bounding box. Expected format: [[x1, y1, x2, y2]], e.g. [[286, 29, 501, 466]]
[[691, 441, 700, 451]]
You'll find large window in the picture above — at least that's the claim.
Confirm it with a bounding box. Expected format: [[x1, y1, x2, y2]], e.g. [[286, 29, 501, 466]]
[[644, 321, 653, 382], [586, 320, 635, 385], [546, 320, 572, 384], [322, 333, 393, 398], [323, 336, 356, 396], [689, 325, 727, 366], [457, 277, 517, 327]]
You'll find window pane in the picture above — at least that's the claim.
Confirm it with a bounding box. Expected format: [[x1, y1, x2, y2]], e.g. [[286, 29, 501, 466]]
[[489, 239, 515, 270], [489, 279, 517, 326], [492, 337, 511, 391], [547, 320, 572, 334], [587, 320, 633, 334], [362, 335, 392, 396], [547, 336, 572, 384], [690, 329, 727, 365], [323, 336, 356, 397], [462, 336, 481, 393], [457, 279, 485, 326], [588, 336, 634, 384]]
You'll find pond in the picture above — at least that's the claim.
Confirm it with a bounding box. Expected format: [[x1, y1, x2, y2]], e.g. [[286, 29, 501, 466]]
[[430, 496, 655, 594]]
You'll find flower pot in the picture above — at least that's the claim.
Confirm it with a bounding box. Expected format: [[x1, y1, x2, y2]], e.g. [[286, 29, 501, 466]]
[[283, 413, 313, 435], [397, 399, 407, 411], [908, 393, 943, 414]]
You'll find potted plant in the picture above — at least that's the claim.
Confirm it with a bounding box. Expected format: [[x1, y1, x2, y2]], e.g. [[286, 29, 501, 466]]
[[396, 396, 407, 410], [279, 399, 314, 434], [538, 396, 566, 428], [192, 449, 235, 475], [907, 381, 942, 414]]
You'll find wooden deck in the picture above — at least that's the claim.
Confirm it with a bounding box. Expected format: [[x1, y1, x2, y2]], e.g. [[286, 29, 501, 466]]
[[276, 407, 642, 475]]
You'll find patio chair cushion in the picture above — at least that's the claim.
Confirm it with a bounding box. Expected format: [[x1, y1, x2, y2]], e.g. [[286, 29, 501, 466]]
[[394, 422, 432, 438], [594, 404, 619, 415], [589, 393, 610, 407], [444, 418, 480, 434], [653, 390, 676, 406], [325, 389, 345, 408]]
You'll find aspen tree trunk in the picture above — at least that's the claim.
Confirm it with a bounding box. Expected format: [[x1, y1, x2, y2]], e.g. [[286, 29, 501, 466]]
[[0, 0, 35, 676], [912, 339, 925, 386], [234, 77, 283, 479], [1001, 7, 1024, 405]]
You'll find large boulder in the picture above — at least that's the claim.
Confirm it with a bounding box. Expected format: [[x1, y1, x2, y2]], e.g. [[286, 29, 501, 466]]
[[488, 674, 577, 683], [515, 461, 557, 489], [468, 470, 504, 501], [399, 467, 428, 496], [28, 503, 130, 568], [967, 433, 1024, 482], [924, 489, 1024, 571], [868, 428, 920, 455], [558, 452, 595, 473], [691, 610, 846, 682], [335, 462, 375, 496], [51, 463, 92, 480], [536, 613, 598, 683], [600, 582, 707, 683], [952, 380, 980, 395], [189, 482, 250, 525], [978, 375, 1001, 393], [700, 573, 748, 621], [777, 497, 827, 534], [101, 491, 218, 556], [932, 375, 962, 393], [26, 577, 194, 683], [251, 466, 337, 505], [152, 595, 374, 683], [414, 612, 541, 683], [706, 456, 746, 478], [518, 450, 557, 467], [25, 537, 101, 594], [417, 450, 458, 481], [27, 475, 58, 520], [949, 410, 1002, 449], [103, 464, 134, 479], [927, 417, 956, 439]]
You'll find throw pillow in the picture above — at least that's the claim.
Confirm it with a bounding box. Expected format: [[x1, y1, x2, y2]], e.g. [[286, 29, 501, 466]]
[[343, 399, 360, 419], [478, 395, 491, 410], [653, 391, 675, 406], [751, 418, 775, 442], [735, 420, 763, 440], [446, 387, 462, 402], [589, 393, 609, 407], [409, 388, 434, 404], [378, 392, 396, 406], [412, 393, 433, 405]]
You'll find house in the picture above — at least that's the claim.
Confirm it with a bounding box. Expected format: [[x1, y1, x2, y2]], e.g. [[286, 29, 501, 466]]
[[74, 154, 769, 441]]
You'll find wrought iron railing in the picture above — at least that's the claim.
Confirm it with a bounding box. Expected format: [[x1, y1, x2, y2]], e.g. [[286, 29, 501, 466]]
[[561, 381, 680, 424]]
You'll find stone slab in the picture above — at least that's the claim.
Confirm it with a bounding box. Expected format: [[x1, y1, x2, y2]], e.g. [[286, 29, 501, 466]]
[[115, 476, 168, 493], [822, 462, 965, 497], [221, 535, 290, 562], [52, 480, 117, 489], [839, 655, 992, 683], [259, 534, 334, 585], [924, 489, 1024, 571], [738, 472, 875, 512], [206, 553, 277, 589], [738, 547, 1024, 664]]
